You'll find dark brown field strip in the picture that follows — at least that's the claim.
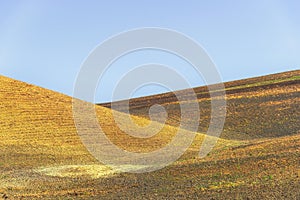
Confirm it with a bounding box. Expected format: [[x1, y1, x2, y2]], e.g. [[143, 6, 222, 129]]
[[99, 79, 299, 111]]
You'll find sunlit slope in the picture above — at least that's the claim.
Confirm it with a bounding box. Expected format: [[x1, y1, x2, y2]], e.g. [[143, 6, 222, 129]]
[[0, 75, 92, 168], [101, 70, 300, 140], [0, 74, 299, 199], [0, 75, 225, 168]]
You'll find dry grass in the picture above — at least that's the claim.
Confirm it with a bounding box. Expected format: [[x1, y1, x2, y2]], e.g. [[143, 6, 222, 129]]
[[102, 70, 299, 140], [0, 70, 299, 199]]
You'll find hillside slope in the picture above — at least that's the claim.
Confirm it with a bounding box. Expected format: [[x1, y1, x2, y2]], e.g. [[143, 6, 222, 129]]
[[0, 74, 220, 168], [101, 70, 300, 140], [0, 73, 299, 199], [0, 74, 225, 198]]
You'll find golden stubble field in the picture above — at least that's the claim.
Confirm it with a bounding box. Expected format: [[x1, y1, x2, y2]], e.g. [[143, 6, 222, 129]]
[[0, 70, 299, 199]]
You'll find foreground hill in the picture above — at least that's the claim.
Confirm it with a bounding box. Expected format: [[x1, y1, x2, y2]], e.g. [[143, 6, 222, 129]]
[[0, 72, 299, 199], [100, 70, 300, 140]]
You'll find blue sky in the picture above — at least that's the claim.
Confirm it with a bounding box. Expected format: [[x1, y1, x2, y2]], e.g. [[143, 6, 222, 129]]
[[0, 0, 299, 102]]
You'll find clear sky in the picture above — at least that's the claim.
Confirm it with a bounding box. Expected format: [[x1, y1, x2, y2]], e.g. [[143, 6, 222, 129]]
[[0, 0, 299, 102]]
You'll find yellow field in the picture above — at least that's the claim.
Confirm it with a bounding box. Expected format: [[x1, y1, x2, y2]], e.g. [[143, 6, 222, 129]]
[[0, 71, 299, 199]]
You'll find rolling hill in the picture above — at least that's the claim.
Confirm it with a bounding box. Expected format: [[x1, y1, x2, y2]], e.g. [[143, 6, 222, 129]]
[[0, 70, 299, 199], [100, 70, 300, 140]]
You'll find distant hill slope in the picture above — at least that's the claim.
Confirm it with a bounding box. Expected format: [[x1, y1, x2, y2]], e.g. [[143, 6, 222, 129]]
[[100, 70, 300, 139]]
